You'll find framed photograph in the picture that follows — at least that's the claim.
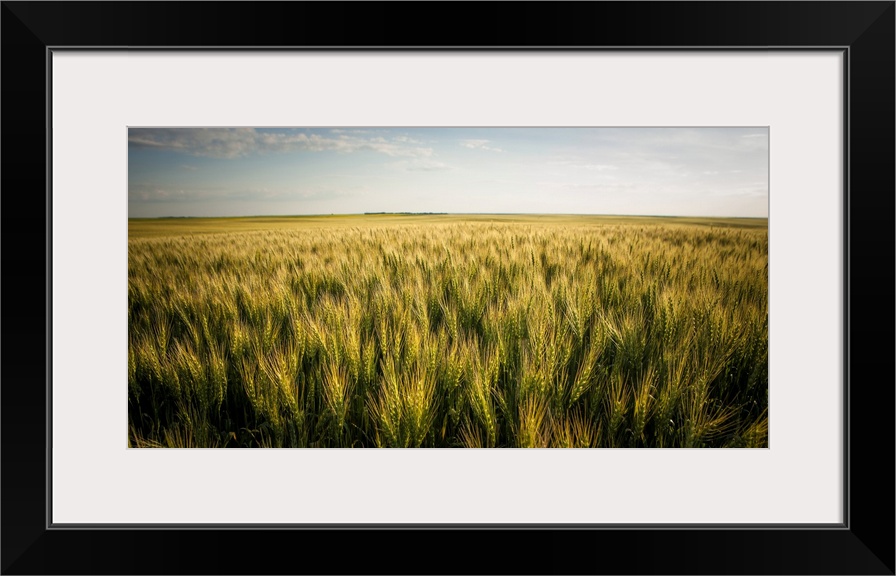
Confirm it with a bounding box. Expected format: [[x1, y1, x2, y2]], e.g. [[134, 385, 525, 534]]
[[3, 2, 892, 574], [124, 124, 771, 453]]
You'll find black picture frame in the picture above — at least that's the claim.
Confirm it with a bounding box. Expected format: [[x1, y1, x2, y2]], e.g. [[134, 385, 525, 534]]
[[2, 2, 893, 574]]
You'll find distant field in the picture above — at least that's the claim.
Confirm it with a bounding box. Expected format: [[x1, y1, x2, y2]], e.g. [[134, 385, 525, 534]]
[[129, 214, 768, 237], [128, 214, 768, 448]]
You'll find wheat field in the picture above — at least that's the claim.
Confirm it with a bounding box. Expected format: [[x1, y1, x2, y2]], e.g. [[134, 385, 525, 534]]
[[128, 214, 768, 448]]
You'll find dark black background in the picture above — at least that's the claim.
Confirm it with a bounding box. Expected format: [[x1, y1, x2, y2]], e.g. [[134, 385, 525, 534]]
[[2, 2, 893, 574]]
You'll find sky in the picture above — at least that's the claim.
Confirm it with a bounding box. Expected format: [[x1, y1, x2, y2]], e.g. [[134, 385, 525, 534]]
[[128, 127, 768, 218]]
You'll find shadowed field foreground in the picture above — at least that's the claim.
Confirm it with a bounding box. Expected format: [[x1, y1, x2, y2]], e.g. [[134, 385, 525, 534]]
[[128, 215, 768, 448]]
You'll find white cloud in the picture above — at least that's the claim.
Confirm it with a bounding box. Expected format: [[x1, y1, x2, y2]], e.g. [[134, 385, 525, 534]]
[[329, 128, 374, 135], [129, 184, 203, 202], [128, 181, 346, 203], [459, 139, 502, 152], [391, 135, 424, 145], [128, 128, 434, 159], [549, 158, 619, 171], [404, 159, 451, 172]]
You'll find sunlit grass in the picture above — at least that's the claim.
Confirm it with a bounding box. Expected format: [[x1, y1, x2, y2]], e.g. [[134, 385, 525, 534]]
[[128, 214, 768, 448]]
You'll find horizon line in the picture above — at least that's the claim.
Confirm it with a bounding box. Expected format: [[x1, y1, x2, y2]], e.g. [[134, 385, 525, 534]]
[[129, 212, 769, 220]]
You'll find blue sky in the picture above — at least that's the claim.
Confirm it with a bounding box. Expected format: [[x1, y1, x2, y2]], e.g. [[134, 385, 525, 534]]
[[128, 127, 768, 218]]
